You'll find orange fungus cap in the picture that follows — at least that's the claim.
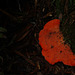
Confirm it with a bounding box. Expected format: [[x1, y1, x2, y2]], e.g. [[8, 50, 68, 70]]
[[39, 19, 75, 66]]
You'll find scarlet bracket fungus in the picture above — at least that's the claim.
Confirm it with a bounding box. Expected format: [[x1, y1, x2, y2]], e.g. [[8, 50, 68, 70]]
[[39, 19, 75, 66]]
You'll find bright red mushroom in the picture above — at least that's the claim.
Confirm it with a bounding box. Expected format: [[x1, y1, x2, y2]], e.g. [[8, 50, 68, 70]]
[[39, 19, 75, 66]]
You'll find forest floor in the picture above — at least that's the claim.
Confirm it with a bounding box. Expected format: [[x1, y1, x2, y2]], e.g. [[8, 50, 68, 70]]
[[0, 0, 75, 75]]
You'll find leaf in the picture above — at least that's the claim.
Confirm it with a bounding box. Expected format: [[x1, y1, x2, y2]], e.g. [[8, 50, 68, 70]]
[[0, 27, 7, 32], [55, 0, 61, 17], [0, 56, 3, 63], [0, 72, 4, 75], [0, 33, 6, 38]]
